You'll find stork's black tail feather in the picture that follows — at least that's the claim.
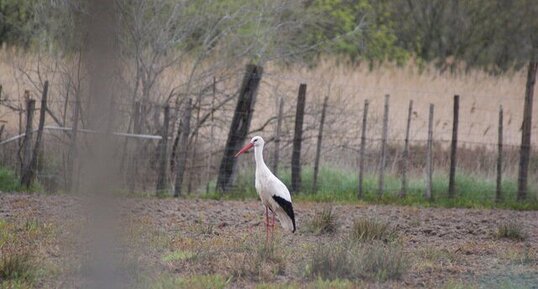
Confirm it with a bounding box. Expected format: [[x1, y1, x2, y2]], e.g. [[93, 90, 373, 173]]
[[272, 195, 296, 232]]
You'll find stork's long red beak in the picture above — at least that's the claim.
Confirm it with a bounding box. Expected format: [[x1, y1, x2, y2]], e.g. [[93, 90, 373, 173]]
[[235, 143, 254, 157]]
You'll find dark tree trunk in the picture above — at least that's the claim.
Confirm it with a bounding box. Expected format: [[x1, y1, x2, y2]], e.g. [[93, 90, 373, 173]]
[[217, 64, 263, 193]]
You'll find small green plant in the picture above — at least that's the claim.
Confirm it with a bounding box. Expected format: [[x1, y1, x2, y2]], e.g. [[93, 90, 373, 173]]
[[496, 222, 527, 241], [162, 250, 196, 262], [0, 252, 34, 281], [305, 207, 338, 235], [350, 218, 397, 242]]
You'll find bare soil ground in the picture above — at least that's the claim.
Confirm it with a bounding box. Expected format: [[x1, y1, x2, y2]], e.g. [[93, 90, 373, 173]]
[[1, 193, 537, 288]]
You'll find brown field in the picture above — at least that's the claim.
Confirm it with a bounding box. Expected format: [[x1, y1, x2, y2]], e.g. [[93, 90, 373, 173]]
[[1, 193, 537, 288]]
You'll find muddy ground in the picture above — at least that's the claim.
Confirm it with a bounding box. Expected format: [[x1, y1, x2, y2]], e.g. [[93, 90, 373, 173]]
[[0, 193, 537, 288]]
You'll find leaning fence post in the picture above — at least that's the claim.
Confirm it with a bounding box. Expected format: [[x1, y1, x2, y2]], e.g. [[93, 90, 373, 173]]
[[448, 94, 459, 199], [378, 94, 389, 197], [174, 98, 193, 197], [496, 105, 503, 202], [425, 104, 434, 200], [400, 100, 413, 198], [156, 105, 170, 196], [313, 95, 329, 193], [291, 83, 307, 193], [20, 98, 35, 184], [358, 99, 369, 198]]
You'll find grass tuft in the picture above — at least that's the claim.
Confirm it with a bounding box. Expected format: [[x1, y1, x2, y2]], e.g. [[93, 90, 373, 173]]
[[350, 218, 397, 242], [496, 222, 527, 241], [234, 233, 287, 281], [304, 207, 338, 235], [305, 240, 407, 282]]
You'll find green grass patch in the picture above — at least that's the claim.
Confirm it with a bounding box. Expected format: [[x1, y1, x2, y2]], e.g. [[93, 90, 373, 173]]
[[0, 167, 20, 192], [202, 166, 538, 210], [0, 166, 44, 193]]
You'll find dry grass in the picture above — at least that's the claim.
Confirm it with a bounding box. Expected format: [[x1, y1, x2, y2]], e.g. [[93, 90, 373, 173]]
[[304, 206, 338, 235], [349, 218, 397, 242]]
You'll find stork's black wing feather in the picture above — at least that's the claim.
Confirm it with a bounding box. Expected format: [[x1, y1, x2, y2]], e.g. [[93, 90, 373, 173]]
[[272, 195, 296, 232]]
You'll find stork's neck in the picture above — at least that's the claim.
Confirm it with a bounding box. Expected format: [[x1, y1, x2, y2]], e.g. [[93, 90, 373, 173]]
[[254, 145, 269, 173]]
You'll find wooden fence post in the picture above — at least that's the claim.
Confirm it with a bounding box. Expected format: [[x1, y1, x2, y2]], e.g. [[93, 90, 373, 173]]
[[272, 97, 284, 175], [425, 104, 434, 200], [156, 105, 170, 196], [291, 83, 307, 193], [448, 94, 459, 198], [517, 59, 537, 201], [20, 98, 35, 183], [216, 64, 263, 193], [174, 98, 193, 197], [496, 105, 503, 202], [313, 95, 329, 193], [358, 99, 369, 198], [400, 100, 413, 197], [22, 81, 49, 188], [378, 94, 389, 197]]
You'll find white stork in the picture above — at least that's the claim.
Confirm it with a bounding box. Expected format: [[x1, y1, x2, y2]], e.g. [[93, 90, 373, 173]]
[[235, 136, 296, 238]]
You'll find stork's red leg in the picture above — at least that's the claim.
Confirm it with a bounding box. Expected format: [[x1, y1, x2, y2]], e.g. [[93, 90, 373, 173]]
[[265, 206, 269, 243]]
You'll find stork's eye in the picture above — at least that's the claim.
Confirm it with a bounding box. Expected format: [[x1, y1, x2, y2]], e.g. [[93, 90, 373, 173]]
[[253, 139, 258, 142]]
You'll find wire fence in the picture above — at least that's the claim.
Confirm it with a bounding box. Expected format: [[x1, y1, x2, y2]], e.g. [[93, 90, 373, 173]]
[[0, 73, 537, 203]]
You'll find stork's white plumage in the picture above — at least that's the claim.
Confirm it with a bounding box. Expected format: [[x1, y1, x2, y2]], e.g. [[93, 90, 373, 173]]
[[235, 136, 296, 234]]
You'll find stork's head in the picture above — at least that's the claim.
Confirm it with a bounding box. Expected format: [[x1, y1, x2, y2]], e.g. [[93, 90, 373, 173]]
[[235, 136, 264, 157]]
